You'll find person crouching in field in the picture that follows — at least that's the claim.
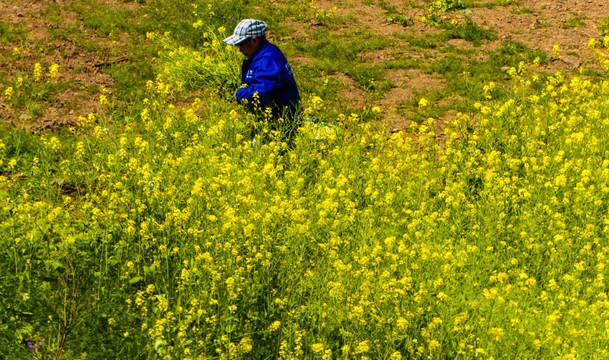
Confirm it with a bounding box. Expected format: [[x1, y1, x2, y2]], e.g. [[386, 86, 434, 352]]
[[223, 19, 301, 146]]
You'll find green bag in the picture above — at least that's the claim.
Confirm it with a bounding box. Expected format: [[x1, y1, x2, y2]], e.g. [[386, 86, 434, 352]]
[[302, 118, 339, 141]]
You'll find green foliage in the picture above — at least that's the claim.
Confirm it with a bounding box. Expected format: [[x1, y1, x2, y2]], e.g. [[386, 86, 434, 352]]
[[427, 54, 466, 74], [152, 29, 242, 93], [0, 22, 27, 44], [464, 0, 518, 8], [104, 62, 152, 100], [402, 34, 440, 49], [5, 63, 609, 359], [435, 0, 466, 12], [562, 13, 586, 29], [3, 0, 609, 359], [439, 17, 498, 47], [1, 64, 71, 123], [347, 64, 385, 91], [494, 39, 549, 65], [599, 18, 609, 38], [423, 0, 467, 27], [77, 2, 140, 37], [378, 0, 397, 12], [382, 57, 422, 70], [385, 15, 414, 27], [41, 2, 63, 21], [0, 22, 10, 43], [296, 27, 395, 61]]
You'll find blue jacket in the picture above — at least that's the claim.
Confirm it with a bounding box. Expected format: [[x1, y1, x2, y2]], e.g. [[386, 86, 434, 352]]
[[236, 40, 300, 115]]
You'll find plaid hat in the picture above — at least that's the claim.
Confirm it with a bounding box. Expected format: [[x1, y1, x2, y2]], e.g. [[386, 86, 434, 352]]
[[223, 19, 268, 45]]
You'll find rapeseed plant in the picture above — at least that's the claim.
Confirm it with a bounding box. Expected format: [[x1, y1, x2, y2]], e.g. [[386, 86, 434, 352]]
[[152, 24, 241, 93], [5, 19, 609, 360], [552, 44, 561, 58], [308, 0, 337, 22], [4, 86, 13, 101], [33, 62, 42, 81], [47, 64, 59, 83]]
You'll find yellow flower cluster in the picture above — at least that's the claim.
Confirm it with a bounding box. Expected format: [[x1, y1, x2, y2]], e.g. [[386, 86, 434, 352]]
[[588, 37, 609, 71], [48, 64, 60, 83], [5, 24, 609, 360], [151, 26, 241, 93], [4, 86, 13, 101], [33, 62, 43, 81], [309, 0, 337, 22]]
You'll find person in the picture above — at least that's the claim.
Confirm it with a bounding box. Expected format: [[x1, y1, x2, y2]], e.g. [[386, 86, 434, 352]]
[[223, 19, 301, 144]]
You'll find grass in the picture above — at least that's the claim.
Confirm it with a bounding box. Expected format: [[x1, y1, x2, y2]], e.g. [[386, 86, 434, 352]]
[[298, 27, 396, 61], [378, 0, 398, 12], [40, 2, 63, 21], [562, 13, 587, 29], [462, 0, 519, 9], [391, 38, 549, 121], [2, 0, 609, 359], [600, 18, 609, 38], [348, 64, 386, 91], [385, 15, 414, 27], [534, 19, 552, 29], [0, 21, 27, 44], [439, 17, 498, 46], [401, 33, 442, 49], [5, 58, 609, 360]]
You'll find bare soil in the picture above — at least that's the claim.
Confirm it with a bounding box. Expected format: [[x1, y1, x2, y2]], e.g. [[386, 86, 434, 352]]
[[1, 0, 609, 130], [294, 0, 609, 129], [0, 0, 132, 129]]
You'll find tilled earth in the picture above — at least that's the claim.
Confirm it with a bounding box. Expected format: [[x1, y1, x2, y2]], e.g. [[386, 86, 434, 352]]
[[1, 0, 608, 129], [0, 0, 129, 129]]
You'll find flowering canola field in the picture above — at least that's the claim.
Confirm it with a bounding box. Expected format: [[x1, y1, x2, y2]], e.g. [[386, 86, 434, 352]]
[[3, 23, 609, 360]]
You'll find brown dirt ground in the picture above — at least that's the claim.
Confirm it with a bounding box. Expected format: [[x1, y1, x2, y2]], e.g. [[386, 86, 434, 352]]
[[0, 0, 133, 129], [292, 0, 609, 130], [2, 0, 609, 131]]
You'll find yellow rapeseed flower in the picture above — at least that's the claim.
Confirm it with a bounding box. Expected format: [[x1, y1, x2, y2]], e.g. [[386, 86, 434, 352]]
[[552, 44, 560, 58], [4, 86, 13, 101], [33, 63, 43, 81], [48, 64, 59, 82]]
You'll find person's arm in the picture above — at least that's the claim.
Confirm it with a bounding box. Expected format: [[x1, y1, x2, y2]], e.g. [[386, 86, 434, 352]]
[[235, 55, 282, 105]]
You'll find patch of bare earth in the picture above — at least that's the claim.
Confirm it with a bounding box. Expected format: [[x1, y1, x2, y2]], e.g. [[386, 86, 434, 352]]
[[380, 87, 414, 127], [461, 0, 609, 71], [281, 0, 451, 127], [288, 0, 609, 132], [380, 69, 445, 129], [326, 73, 369, 108], [4, 0, 606, 133], [405, 69, 445, 92], [0, 0, 135, 129]]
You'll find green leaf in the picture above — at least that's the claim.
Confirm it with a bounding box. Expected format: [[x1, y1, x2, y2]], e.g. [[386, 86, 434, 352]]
[[51, 261, 65, 272], [143, 264, 156, 276], [128, 276, 143, 284]]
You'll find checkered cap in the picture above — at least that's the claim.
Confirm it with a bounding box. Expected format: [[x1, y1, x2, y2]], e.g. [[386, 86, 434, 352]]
[[223, 19, 268, 45]]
